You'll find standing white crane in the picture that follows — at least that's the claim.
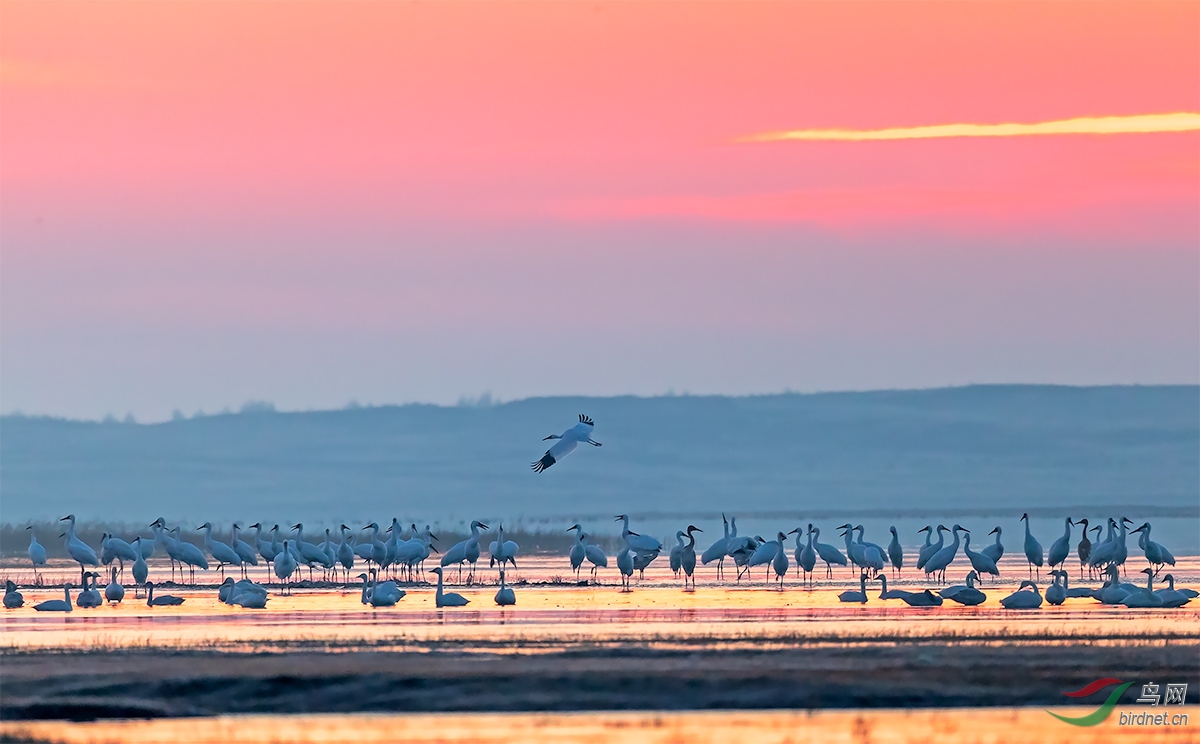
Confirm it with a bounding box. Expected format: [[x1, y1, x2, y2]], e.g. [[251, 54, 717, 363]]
[[104, 567, 125, 604], [441, 520, 488, 583], [1019, 513, 1044, 580], [614, 515, 661, 578], [274, 540, 298, 594], [230, 524, 260, 578], [131, 537, 149, 596], [915, 526, 936, 571], [567, 524, 587, 579], [810, 526, 847, 579], [531, 414, 602, 472], [980, 526, 1004, 565], [488, 523, 519, 573], [669, 531, 686, 577], [26, 526, 47, 581], [581, 531, 608, 581], [1075, 519, 1094, 579], [199, 522, 243, 578], [1047, 518, 1073, 571], [795, 526, 817, 588], [680, 525, 702, 590], [700, 514, 732, 580], [58, 514, 99, 586], [292, 523, 334, 580], [924, 524, 967, 583], [886, 526, 903, 577], [1132, 522, 1176, 576], [962, 532, 999, 581], [617, 545, 634, 592]]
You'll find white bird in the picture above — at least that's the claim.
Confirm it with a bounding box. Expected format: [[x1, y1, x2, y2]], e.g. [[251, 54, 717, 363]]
[[915, 526, 937, 571], [874, 574, 913, 601], [770, 530, 792, 589], [962, 532, 999, 581], [274, 539, 298, 594], [495, 569, 516, 606], [680, 525, 702, 590], [358, 523, 388, 570], [701, 514, 732, 579], [431, 567, 469, 607], [1153, 574, 1192, 608], [1045, 570, 1066, 605], [729, 534, 765, 581], [837, 525, 869, 575], [1094, 565, 1132, 605], [198, 522, 243, 578], [1132, 522, 1175, 576], [617, 546, 635, 592], [940, 571, 986, 606], [441, 520, 489, 583], [1047, 517, 1073, 571], [131, 537, 150, 594], [59, 514, 100, 586], [1019, 513, 1045, 580], [567, 525, 588, 579], [250, 523, 279, 579], [144, 581, 185, 606], [104, 567, 125, 604], [76, 572, 102, 608], [369, 570, 406, 604], [1000, 580, 1043, 609], [615, 515, 661, 578], [900, 589, 943, 607], [102, 533, 139, 574], [886, 526, 903, 577], [4, 580, 25, 609], [1089, 517, 1133, 573], [795, 526, 817, 588], [980, 526, 1004, 565], [291, 523, 334, 579], [838, 575, 870, 603], [581, 532, 608, 580], [669, 531, 686, 576], [532, 414, 602, 472], [488, 523, 519, 572], [853, 525, 886, 575], [1058, 571, 1096, 599], [747, 534, 781, 582], [811, 526, 848, 579], [1120, 568, 1164, 608], [923, 524, 964, 582], [231, 524, 260, 575], [25, 526, 47, 580], [33, 584, 73, 612]]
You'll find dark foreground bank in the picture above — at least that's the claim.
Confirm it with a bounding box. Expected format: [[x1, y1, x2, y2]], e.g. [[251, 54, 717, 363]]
[[2, 642, 1196, 720]]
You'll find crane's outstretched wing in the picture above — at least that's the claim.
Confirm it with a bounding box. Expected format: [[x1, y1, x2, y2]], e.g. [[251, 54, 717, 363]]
[[532, 437, 577, 473]]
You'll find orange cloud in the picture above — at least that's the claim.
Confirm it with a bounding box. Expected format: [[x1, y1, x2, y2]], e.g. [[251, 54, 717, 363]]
[[741, 113, 1200, 143]]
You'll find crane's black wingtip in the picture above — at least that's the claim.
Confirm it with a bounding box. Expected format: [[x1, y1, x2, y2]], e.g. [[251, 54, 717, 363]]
[[578, 414, 594, 426], [531, 454, 556, 473]]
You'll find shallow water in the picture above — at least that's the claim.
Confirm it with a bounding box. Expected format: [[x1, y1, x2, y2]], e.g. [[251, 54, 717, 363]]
[[2, 708, 1198, 744], [3, 555, 1197, 652]]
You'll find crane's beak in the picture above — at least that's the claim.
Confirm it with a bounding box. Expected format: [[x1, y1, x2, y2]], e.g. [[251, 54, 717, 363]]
[[542, 435, 555, 441], [629, 531, 641, 537], [988, 527, 998, 535]]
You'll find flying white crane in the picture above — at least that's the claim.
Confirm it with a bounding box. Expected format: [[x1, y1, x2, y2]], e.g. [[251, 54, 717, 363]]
[[431, 567, 470, 607], [59, 514, 100, 585], [532, 414, 602, 472]]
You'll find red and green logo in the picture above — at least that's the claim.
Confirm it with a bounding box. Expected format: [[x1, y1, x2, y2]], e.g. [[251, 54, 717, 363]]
[[1047, 678, 1134, 726]]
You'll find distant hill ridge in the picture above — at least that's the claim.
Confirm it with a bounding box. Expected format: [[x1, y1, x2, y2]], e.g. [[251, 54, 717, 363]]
[[2, 385, 1196, 526]]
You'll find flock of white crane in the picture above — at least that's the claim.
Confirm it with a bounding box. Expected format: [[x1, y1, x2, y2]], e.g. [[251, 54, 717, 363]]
[[3, 415, 1193, 612]]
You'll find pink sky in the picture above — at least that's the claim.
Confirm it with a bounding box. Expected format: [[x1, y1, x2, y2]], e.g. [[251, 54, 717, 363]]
[[1, 1, 1197, 420]]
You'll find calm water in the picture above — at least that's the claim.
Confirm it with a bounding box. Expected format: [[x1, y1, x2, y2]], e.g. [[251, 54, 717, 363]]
[[3, 554, 1197, 651], [2, 708, 1198, 744]]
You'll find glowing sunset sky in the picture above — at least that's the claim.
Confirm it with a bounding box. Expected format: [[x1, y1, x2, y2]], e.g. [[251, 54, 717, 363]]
[[1, 1, 1197, 420]]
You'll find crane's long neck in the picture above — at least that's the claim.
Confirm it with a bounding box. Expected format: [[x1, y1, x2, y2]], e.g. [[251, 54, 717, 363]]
[[922, 531, 931, 547], [993, 530, 1002, 547], [949, 529, 961, 551], [1062, 519, 1072, 540], [1145, 572, 1153, 592], [1023, 519, 1032, 540]]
